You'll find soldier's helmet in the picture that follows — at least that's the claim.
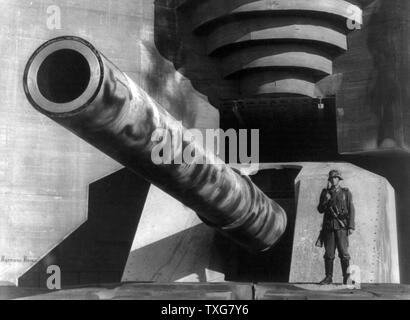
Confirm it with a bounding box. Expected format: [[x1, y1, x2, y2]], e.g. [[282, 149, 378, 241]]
[[328, 170, 343, 181]]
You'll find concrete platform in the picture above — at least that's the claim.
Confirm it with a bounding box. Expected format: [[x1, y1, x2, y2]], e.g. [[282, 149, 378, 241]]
[[2, 283, 409, 300], [15, 283, 252, 301], [255, 283, 410, 300], [0, 285, 49, 300]]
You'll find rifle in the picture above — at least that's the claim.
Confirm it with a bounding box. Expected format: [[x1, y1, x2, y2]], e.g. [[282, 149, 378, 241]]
[[315, 229, 324, 247], [315, 189, 331, 248]]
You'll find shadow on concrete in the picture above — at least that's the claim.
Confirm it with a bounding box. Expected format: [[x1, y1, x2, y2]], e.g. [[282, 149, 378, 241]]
[[366, 0, 410, 148], [153, 0, 238, 107], [18, 169, 150, 288], [209, 168, 301, 283], [124, 224, 213, 283], [220, 97, 338, 163]]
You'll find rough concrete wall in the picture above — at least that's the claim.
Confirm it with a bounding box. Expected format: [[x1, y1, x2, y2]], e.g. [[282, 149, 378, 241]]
[[334, 0, 410, 153], [354, 155, 410, 284], [0, 0, 219, 284], [289, 163, 400, 284]]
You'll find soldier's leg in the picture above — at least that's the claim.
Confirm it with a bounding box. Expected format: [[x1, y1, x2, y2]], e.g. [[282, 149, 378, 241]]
[[323, 230, 336, 261], [320, 230, 335, 284], [336, 229, 351, 284]]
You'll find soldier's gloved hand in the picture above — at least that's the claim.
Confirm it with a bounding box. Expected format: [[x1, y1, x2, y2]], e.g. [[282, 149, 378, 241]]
[[348, 229, 354, 236]]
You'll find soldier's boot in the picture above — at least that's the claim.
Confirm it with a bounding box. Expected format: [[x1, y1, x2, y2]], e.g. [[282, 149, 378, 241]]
[[341, 259, 350, 285], [319, 259, 333, 285]]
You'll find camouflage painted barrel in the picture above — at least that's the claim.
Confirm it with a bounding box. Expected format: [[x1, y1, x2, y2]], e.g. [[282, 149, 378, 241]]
[[23, 36, 287, 252]]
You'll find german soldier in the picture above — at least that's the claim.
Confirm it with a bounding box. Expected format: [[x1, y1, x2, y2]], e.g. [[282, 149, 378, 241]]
[[317, 170, 355, 285]]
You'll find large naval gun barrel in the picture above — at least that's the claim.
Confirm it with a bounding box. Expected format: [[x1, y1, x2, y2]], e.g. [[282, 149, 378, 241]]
[[23, 36, 286, 252]]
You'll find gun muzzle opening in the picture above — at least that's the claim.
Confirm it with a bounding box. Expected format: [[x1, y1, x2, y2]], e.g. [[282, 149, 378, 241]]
[[23, 37, 103, 116], [37, 49, 90, 104]]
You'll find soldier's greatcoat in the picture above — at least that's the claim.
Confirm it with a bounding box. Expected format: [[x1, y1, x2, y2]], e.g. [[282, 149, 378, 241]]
[[317, 186, 355, 260]]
